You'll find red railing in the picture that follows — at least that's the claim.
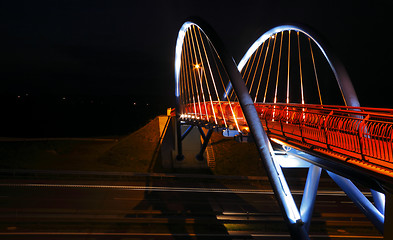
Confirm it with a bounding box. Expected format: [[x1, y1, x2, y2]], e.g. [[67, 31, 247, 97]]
[[255, 103, 393, 165], [181, 102, 393, 170]]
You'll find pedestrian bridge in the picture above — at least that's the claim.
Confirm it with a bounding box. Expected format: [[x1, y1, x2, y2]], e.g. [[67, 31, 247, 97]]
[[181, 102, 393, 177], [174, 18, 393, 239]]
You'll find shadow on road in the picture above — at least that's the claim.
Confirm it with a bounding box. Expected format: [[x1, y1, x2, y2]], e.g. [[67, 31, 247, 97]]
[[131, 169, 259, 240]]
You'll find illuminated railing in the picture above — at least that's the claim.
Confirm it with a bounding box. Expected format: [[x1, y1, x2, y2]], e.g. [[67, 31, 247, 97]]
[[256, 103, 393, 165], [181, 102, 393, 170]]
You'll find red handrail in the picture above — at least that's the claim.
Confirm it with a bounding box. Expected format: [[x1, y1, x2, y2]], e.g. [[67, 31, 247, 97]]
[[181, 102, 393, 171]]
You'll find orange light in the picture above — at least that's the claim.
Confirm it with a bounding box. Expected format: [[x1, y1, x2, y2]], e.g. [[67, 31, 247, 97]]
[[195, 64, 200, 69]]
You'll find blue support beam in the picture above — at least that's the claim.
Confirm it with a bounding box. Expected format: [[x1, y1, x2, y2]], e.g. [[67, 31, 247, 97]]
[[185, 19, 310, 238], [181, 125, 194, 141], [300, 165, 322, 231], [326, 171, 384, 233], [371, 189, 385, 215], [197, 126, 206, 140], [196, 128, 213, 161], [274, 141, 386, 234]]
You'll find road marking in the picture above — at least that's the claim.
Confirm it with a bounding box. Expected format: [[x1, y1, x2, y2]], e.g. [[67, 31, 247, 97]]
[[0, 183, 370, 196], [0, 232, 382, 238], [0, 183, 274, 194]]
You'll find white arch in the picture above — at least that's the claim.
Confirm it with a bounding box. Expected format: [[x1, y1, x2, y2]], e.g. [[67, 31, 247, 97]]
[[237, 25, 360, 107], [175, 22, 194, 97]]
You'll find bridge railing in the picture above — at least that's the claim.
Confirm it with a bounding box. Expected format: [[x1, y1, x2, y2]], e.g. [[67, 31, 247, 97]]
[[255, 103, 393, 169], [181, 102, 393, 170]]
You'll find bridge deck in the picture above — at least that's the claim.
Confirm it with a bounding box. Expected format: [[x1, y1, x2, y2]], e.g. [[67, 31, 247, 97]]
[[180, 102, 393, 180]]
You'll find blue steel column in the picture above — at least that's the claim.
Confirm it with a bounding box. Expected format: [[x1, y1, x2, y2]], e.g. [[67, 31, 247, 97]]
[[230, 71, 309, 239], [326, 171, 384, 233], [371, 189, 385, 215], [188, 19, 309, 239], [300, 165, 322, 231], [196, 128, 213, 161], [181, 125, 194, 141]]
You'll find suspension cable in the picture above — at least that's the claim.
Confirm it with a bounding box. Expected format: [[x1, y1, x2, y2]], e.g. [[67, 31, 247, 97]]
[[180, 40, 186, 107], [180, 41, 184, 105], [184, 32, 197, 117], [241, 49, 252, 79], [207, 41, 240, 132], [286, 30, 291, 104], [263, 34, 277, 103], [206, 41, 230, 128], [230, 41, 260, 101], [186, 30, 203, 119], [244, 44, 259, 88], [182, 36, 191, 108], [193, 26, 217, 124], [254, 37, 271, 103], [297, 31, 305, 105], [309, 38, 323, 105], [274, 32, 283, 104], [197, 27, 225, 126], [249, 41, 265, 95], [190, 26, 209, 121], [183, 49, 193, 113]]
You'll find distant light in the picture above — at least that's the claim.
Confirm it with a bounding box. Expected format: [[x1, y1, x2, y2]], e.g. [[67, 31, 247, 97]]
[[195, 64, 201, 69], [133, 102, 136, 106], [62, 97, 66, 100], [17, 96, 21, 99]]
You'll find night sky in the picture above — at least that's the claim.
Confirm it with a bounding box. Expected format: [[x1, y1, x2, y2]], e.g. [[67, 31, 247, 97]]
[[1, 0, 392, 107]]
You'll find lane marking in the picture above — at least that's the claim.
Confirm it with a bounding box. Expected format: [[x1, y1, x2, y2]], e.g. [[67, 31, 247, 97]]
[[0, 183, 370, 196], [0, 232, 382, 238]]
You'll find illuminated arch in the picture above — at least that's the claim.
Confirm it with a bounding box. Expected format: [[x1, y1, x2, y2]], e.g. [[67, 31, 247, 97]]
[[237, 25, 360, 107], [174, 19, 310, 238]]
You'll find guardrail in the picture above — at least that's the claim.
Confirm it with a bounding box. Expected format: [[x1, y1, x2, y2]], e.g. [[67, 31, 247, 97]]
[[180, 102, 393, 170], [256, 103, 393, 168]]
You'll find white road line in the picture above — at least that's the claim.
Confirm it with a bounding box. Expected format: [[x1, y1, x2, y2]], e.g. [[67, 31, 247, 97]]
[[0, 183, 371, 196], [0, 232, 382, 238]]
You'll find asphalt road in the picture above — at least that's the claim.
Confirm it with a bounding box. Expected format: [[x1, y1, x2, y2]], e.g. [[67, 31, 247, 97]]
[[0, 170, 383, 239]]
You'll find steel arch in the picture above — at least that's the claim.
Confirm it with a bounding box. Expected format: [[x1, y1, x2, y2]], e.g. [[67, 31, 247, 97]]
[[174, 19, 310, 239], [237, 25, 385, 233], [236, 25, 360, 107]]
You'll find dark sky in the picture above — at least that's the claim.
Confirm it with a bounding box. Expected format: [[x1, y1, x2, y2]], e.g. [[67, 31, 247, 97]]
[[1, 0, 392, 107]]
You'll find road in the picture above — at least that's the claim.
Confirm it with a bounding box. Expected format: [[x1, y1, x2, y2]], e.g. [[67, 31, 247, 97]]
[[0, 170, 382, 239]]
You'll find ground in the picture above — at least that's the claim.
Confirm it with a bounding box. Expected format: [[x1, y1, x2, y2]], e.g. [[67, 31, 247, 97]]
[[0, 116, 265, 176]]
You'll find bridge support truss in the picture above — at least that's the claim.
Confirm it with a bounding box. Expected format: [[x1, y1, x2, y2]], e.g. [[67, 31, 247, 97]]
[[175, 121, 216, 168]]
